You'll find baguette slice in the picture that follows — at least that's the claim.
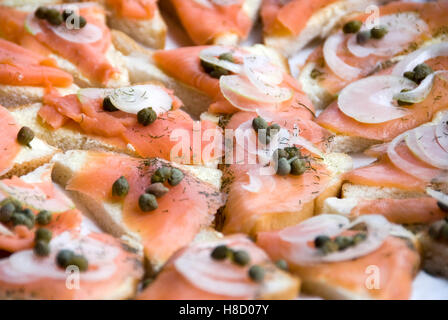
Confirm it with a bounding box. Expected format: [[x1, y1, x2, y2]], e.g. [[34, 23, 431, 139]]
[[51, 150, 225, 272]]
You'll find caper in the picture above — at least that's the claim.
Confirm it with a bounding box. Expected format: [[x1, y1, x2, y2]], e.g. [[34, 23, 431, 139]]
[[310, 68, 323, 79], [314, 235, 331, 248], [36, 210, 52, 225], [370, 26, 388, 39], [78, 16, 87, 28], [218, 52, 234, 62], [275, 259, 288, 271], [151, 166, 172, 183], [137, 107, 157, 126], [62, 9, 74, 21], [200, 60, 229, 78], [428, 221, 445, 239], [47, 9, 63, 26], [290, 158, 307, 176], [34, 240, 50, 257], [267, 124, 281, 137], [146, 183, 169, 198], [22, 208, 35, 221], [353, 232, 367, 244], [284, 146, 301, 159], [397, 89, 414, 106], [403, 71, 415, 82], [17, 126, 34, 147], [69, 254, 88, 272], [334, 236, 353, 250], [413, 63, 433, 84], [273, 148, 289, 161], [276, 157, 291, 176], [56, 249, 74, 268], [440, 224, 448, 241], [438, 201, 448, 213], [343, 20, 362, 34], [356, 30, 371, 44], [232, 250, 250, 266], [103, 96, 118, 112], [321, 240, 339, 254], [112, 176, 129, 197], [35, 6, 49, 19], [248, 265, 265, 283], [11, 213, 33, 229], [139, 193, 158, 212], [0, 198, 22, 211], [168, 168, 184, 186], [0, 203, 15, 223], [35, 228, 52, 243], [211, 245, 229, 260], [252, 116, 268, 131]]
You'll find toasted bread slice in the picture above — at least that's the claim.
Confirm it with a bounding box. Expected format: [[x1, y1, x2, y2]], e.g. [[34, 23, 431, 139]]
[[51, 150, 224, 271], [263, 0, 390, 57], [111, 30, 289, 118]]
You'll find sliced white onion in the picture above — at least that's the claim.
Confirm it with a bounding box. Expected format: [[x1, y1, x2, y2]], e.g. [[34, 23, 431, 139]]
[[406, 125, 448, 169], [436, 114, 448, 152], [388, 132, 443, 182], [323, 33, 362, 80], [393, 71, 448, 104], [78, 85, 173, 115], [338, 75, 416, 123], [426, 188, 448, 207], [243, 55, 283, 87], [199, 46, 243, 74], [24, 13, 42, 36], [174, 236, 268, 297], [289, 134, 323, 157], [280, 214, 393, 265], [393, 42, 448, 76], [347, 13, 428, 58], [50, 22, 102, 44]]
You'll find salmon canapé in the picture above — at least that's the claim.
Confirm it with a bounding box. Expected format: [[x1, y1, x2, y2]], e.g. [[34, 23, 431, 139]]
[[60, 151, 225, 269], [137, 234, 300, 300], [301, 1, 448, 105], [0, 3, 126, 86], [37, 84, 222, 165], [153, 45, 315, 115], [257, 214, 420, 299]]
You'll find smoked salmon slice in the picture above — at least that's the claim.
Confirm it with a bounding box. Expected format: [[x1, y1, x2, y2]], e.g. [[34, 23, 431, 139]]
[[0, 106, 21, 177], [62, 152, 225, 268], [106, 0, 157, 19]]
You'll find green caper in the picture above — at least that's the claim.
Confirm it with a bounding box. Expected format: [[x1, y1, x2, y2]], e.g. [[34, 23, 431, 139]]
[[17, 126, 34, 147], [321, 240, 339, 254], [353, 232, 367, 244], [103, 96, 118, 112], [334, 236, 353, 250], [370, 26, 388, 39], [62, 9, 74, 21], [218, 52, 234, 62], [35, 228, 52, 243], [314, 235, 331, 248], [232, 250, 250, 266], [112, 176, 129, 197], [428, 221, 445, 239], [146, 183, 169, 198], [343, 20, 362, 34], [290, 158, 307, 176], [438, 201, 448, 213], [276, 157, 291, 176], [248, 265, 265, 283], [151, 166, 172, 183], [46, 9, 63, 26], [310, 68, 323, 79], [273, 148, 289, 161], [252, 116, 268, 131], [413, 63, 433, 83], [22, 208, 35, 221], [397, 89, 414, 106], [36, 210, 52, 225], [0, 198, 22, 211], [35, 6, 49, 19], [56, 249, 74, 268], [0, 202, 15, 223], [440, 224, 448, 241], [356, 30, 371, 44], [139, 193, 158, 212], [200, 60, 229, 78], [78, 16, 87, 28], [69, 254, 88, 272], [11, 213, 33, 229], [168, 168, 184, 186], [403, 71, 415, 82], [267, 123, 281, 137], [34, 240, 50, 257], [275, 259, 288, 271], [137, 107, 157, 126], [284, 146, 301, 159], [211, 245, 229, 260]]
